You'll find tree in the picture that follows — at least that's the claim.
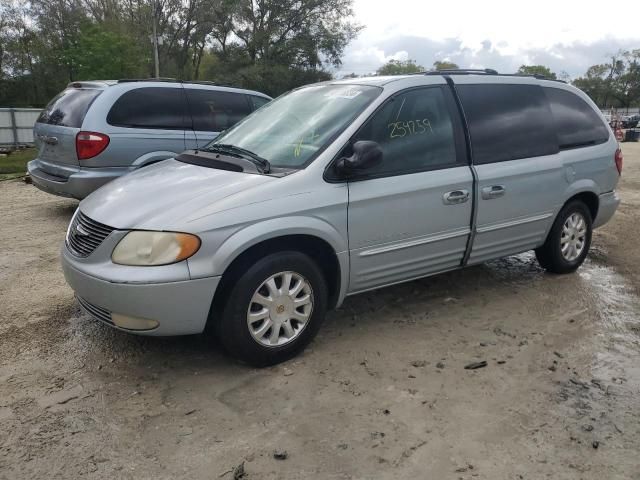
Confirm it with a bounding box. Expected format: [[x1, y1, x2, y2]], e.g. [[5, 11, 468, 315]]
[[433, 60, 459, 71], [517, 65, 557, 79], [0, 0, 362, 105], [573, 50, 640, 108], [377, 59, 423, 76]]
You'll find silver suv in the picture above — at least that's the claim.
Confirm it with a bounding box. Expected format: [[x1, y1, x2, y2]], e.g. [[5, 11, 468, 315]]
[[28, 80, 271, 199], [61, 70, 621, 366]]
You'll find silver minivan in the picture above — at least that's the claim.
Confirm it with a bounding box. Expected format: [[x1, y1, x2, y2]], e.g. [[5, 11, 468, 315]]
[[61, 70, 621, 366], [28, 80, 271, 199]]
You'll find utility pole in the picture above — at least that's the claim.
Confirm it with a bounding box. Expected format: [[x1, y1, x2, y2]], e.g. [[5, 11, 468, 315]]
[[152, 0, 160, 78]]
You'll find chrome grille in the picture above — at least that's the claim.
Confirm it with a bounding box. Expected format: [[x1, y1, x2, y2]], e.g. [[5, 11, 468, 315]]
[[77, 296, 113, 326], [66, 211, 114, 257]]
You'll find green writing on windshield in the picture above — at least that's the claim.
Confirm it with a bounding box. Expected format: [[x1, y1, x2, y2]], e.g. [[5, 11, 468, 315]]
[[293, 130, 321, 157]]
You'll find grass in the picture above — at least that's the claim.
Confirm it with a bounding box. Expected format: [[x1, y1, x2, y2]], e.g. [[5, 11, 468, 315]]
[[0, 148, 37, 179]]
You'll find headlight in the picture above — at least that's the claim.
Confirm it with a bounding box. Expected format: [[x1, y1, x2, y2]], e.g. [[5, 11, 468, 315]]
[[112, 231, 201, 266]]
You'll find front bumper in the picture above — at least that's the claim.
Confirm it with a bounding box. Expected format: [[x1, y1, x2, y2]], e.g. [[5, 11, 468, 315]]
[[593, 191, 620, 229], [28, 159, 131, 200], [61, 248, 220, 336]]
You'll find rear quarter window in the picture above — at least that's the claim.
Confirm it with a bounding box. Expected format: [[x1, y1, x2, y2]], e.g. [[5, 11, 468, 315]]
[[37, 88, 102, 128], [249, 95, 271, 111], [457, 83, 558, 164], [544, 87, 610, 149], [107, 87, 189, 129], [185, 89, 251, 131]]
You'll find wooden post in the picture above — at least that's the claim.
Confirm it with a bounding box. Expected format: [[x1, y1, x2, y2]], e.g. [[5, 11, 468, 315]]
[[9, 108, 18, 148]]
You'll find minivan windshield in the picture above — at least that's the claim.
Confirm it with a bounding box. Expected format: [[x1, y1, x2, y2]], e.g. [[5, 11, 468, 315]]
[[203, 84, 382, 168]]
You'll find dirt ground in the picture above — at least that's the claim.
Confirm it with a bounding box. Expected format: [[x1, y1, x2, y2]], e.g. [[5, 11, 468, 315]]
[[2, 145, 640, 480]]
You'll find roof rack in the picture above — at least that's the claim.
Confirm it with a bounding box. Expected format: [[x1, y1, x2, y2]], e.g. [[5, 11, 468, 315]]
[[116, 78, 239, 88], [412, 68, 566, 83], [182, 80, 236, 88], [117, 77, 178, 83]]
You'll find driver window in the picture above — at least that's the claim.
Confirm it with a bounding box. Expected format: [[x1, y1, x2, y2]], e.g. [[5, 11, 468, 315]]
[[353, 87, 459, 176]]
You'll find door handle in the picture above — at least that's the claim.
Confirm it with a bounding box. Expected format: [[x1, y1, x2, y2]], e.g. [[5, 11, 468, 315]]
[[443, 189, 470, 205], [38, 134, 58, 145], [481, 185, 506, 200]]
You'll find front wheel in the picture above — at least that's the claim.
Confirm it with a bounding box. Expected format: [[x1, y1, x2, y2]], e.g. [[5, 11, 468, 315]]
[[215, 251, 328, 366], [535, 200, 593, 274]]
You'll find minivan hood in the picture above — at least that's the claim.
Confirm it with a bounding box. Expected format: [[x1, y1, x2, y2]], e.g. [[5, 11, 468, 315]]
[[80, 159, 276, 229]]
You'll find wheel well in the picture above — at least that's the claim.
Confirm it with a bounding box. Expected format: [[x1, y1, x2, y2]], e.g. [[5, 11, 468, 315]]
[[568, 191, 599, 221], [211, 235, 342, 321]]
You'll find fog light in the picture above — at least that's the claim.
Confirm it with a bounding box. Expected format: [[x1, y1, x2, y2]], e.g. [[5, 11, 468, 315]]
[[111, 313, 159, 331]]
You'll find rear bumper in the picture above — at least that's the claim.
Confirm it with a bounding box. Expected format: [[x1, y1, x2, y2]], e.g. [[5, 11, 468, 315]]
[[593, 191, 620, 229], [61, 246, 220, 336], [28, 159, 131, 199]]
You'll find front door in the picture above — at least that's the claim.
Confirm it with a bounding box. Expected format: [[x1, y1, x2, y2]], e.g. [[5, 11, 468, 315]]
[[345, 86, 473, 293]]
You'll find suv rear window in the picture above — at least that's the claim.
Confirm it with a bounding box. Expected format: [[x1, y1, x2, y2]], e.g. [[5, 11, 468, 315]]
[[544, 87, 609, 149], [185, 89, 251, 131], [457, 84, 558, 164], [107, 87, 188, 129], [37, 88, 102, 128]]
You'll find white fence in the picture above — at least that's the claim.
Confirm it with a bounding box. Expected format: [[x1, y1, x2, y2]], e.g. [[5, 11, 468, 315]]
[[602, 107, 640, 116], [0, 108, 41, 146]]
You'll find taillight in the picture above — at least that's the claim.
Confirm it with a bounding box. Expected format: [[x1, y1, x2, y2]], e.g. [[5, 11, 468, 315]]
[[76, 131, 109, 160], [615, 147, 623, 175]]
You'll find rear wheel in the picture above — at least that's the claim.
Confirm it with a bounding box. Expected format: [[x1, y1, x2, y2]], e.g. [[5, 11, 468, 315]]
[[215, 251, 327, 366], [535, 200, 592, 274]]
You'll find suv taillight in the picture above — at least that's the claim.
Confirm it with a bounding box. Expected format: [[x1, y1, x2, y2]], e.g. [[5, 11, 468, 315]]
[[615, 147, 623, 175], [76, 131, 109, 160]]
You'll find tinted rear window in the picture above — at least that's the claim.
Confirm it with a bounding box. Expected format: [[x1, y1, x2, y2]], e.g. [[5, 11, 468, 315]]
[[458, 84, 558, 164], [544, 87, 609, 149], [185, 89, 251, 131], [37, 88, 102, 128], [107, 87, 188, 129]]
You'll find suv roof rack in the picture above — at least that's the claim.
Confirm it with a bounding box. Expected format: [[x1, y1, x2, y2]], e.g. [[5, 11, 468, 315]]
[[117, 78, 179, 83], [412, 68, 566, 83], [116, 78, 239, 88]]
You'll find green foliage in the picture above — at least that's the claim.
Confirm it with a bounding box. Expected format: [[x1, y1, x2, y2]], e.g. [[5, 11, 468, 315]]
[[433, 61, 459, 70], [377, 59, 424, 76], [573, 50, 640, 108], [0, 148, 36, 178], [0, 0, 360, 106], [59, 23, 147, 81], [517, 65, 557, 79]]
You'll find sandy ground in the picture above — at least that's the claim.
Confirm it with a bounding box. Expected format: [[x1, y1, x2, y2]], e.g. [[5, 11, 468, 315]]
[[1, 145, 640, 480]]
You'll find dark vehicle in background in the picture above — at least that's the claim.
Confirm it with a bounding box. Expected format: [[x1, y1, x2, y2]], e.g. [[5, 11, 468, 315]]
[[28, 80, 271, 199], [621, 114, 640, 129]]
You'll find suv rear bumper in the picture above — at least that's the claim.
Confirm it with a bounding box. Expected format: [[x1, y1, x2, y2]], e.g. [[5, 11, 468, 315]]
[[28, 159, 131, 199]]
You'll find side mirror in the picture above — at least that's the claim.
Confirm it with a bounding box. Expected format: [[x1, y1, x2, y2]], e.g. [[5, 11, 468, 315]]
[[335, 141, 383, 176]]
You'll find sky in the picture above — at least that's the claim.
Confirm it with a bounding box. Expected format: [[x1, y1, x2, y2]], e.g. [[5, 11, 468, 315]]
[[337, 0, 640, 78]]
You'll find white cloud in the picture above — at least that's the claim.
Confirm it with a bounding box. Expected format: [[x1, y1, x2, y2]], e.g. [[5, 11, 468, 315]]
[[338, 0, 640, 78]]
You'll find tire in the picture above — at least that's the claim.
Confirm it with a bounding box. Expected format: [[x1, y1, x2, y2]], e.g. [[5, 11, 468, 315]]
[[535, 200, 593, 274], [215, 251, 328, 366]]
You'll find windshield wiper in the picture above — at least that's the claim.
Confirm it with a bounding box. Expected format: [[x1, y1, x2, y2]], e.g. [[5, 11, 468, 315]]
[[205, 144, 271, 173]]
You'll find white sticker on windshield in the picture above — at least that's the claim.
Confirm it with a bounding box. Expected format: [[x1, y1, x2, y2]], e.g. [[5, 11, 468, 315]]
[[325, 87, 363, 100]]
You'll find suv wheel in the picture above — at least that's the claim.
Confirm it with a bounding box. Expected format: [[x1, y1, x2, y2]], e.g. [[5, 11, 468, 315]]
[[535, 200, 592, 274], [216, 251, 327, 366]]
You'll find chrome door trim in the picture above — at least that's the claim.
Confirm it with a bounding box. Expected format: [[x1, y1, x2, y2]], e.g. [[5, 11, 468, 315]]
[[476, 212, 554, 234], [359, 227, 471, 257]]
